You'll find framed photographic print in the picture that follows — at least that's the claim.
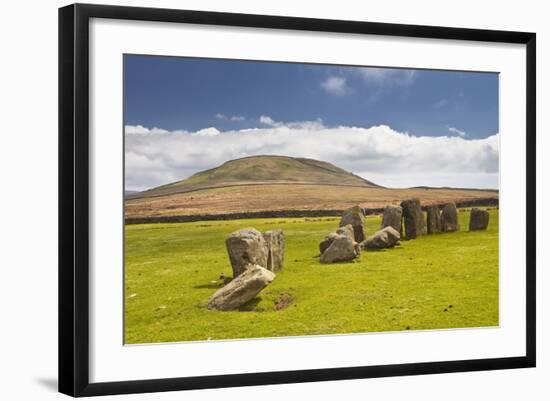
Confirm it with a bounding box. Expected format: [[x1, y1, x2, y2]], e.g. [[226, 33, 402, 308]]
[[58, 3, 536, 397]]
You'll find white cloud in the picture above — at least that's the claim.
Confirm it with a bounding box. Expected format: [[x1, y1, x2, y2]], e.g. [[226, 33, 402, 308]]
[[448, 127, 467, 138], [192, 127, 220, 136], [125, 125, 172, 135], [125, 122, 499, 191], [259, 115, 323, 130], [321, 76, 351, 96], [319, 68, 417, 102], [216, 113, 245, 122], [356, 68, 417, 87], [259, 115, 279, 126]]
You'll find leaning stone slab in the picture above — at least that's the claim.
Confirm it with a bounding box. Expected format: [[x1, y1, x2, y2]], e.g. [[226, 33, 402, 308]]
[[426, 205, 442, 234], [339, 205, 366, 243], [263, 229, 285, 272], [381, 205, 403, 235], [207, 264, 275, 311], [226, 228, 268, 278], [440, 203, 459, 232], [320, 234, 360, 263], [469, 208, 490, 231], [362, 226, 401, 250], [400, 198, 427, 239]]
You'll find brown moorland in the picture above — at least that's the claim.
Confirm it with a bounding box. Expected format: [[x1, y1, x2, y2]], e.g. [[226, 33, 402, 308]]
[[125, 155, 497, 220], [125, 183, 497, 218]]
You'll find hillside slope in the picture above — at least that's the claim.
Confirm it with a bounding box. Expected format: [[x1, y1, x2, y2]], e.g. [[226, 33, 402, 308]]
[[130, 155, 380, 199], [125, 155, 498, 221]]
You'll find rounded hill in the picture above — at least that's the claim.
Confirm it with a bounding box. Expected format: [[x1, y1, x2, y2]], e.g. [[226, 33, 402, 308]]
[[131, 155, 380, 199]]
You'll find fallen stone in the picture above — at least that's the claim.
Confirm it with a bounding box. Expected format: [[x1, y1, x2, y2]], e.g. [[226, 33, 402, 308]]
[[362, 226, 401, 250], [469, 208, 490, 231], [226, 228, 268, 278], [320, 234, 360, 263], [441, 203, 459, 232], [207, 264, 275, 311], [400, 198, 427, 239], [339, 206, 366, 243], [426, 205, 442, 234], [381, 205, 403, 235], [263, 229, 285, 272]]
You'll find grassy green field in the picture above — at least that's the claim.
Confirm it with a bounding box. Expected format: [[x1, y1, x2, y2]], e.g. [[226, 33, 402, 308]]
[[124, 209, 498, 344]]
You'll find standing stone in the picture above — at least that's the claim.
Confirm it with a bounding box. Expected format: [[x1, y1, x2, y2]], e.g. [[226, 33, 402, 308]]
[[263, 229, 285, 272], [207, 264, 275, 311], [362, 226, 401, 250], [400, 198, 427, 239], [339, 206, 366, 243], [440, 203, 459, 232], [226, 228, 268, 278], [426, 205, 442, 234], [320, 234, 360, 263], [469, 208, 490, 231], [381, 205, 403, 235]]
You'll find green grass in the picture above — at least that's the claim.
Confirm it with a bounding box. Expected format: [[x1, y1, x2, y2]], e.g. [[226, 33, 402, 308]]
[[124, 209, 499, 344]]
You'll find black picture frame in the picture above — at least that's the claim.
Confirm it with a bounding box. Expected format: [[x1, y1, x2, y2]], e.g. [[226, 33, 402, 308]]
[[59, 3, 536, 397]]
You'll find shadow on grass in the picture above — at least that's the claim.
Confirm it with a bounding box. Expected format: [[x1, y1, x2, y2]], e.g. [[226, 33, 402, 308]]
[[238, 297, 263, 312], [313, 253, 360, 263], [365, 246, 403, 253]]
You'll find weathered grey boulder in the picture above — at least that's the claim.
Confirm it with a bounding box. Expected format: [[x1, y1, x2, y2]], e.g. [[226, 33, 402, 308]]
[[362, 226, 401, 250], [426, 205, 442, 234], [381, 205, 403, 234], [440, 203, 459, 232], [469, 208, 490, 231], [400, 198, 427, 239], [320, 234, 360, 263], [336, 224, 355, 241], [339, 206, 366, 243], [207, 264, 275, 311], [263, 229, 285, 272], [320, 224, 359, 257], [319, 232, 339, 254], [226, 229, 268, 278]]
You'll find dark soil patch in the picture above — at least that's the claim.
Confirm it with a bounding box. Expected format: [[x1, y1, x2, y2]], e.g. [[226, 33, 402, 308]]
[[275, 292, 294, 311]]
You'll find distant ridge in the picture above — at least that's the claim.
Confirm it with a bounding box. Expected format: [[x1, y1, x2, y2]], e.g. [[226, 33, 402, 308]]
[[411, 186, 499, 193], [130, 155, 381, 199]]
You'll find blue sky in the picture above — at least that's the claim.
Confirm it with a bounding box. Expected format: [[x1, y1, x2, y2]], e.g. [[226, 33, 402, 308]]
[[124, 55, 499, 191], [124, 54, 498, 139]]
